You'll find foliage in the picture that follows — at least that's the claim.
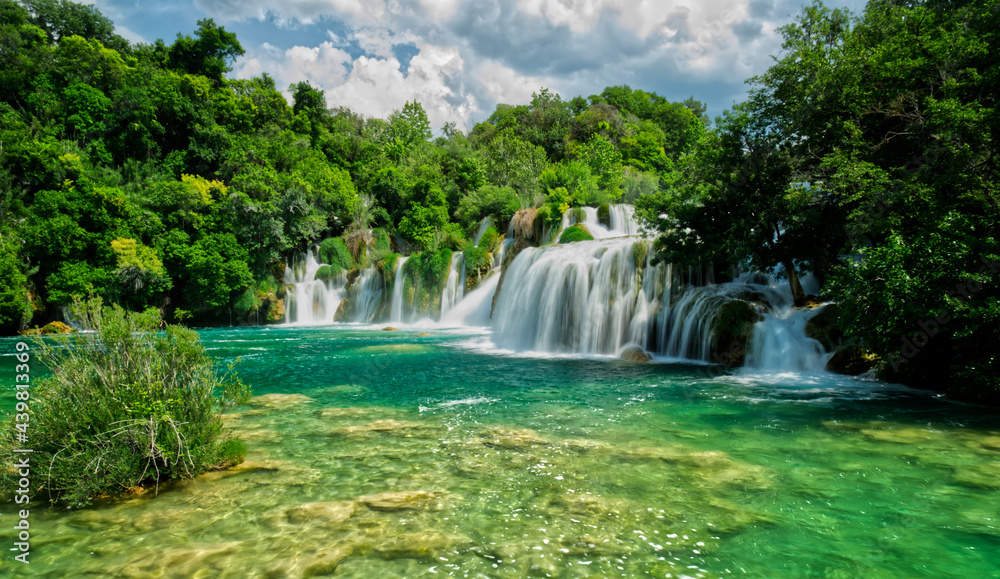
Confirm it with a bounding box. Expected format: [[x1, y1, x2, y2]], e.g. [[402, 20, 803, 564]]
[[455, 184, 521, 231], [559, 224, 595, 244], [0, 301, 250, 507], [318, 237, 354, 274]]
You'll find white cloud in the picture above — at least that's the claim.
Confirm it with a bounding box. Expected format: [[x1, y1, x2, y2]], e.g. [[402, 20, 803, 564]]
[[235, 39, 479, 131], [234, 42, 353, 94], [194, 0, 376, 24], [328, 44, 475, 129], [473, 60, 550, 106]]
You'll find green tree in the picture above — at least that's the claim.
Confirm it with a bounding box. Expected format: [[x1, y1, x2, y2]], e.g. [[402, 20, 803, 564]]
[[167, 19, 243, 83]]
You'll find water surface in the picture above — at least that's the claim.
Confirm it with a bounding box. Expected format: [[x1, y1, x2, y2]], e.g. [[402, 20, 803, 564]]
[[1, 326, 998, 578]]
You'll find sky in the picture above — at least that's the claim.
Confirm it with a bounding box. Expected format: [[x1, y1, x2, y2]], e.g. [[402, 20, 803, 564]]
[[85, 0, 867, 132]]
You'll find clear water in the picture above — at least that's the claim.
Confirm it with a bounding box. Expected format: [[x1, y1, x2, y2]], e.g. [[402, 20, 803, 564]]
[[1, 327, 999, 578]]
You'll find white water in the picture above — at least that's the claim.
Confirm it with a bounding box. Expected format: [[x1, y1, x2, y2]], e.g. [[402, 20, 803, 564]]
[[745, 306, 828, 372], [440, 273, 499, 327], [562, 204, 641, 239], [389, 256, 408, 323], [440, 252, 466, 317], [280, 205, 830, 374], [283, 246, 347, 325], [346, 269, 384, 323], [472, 217, 492, 245]]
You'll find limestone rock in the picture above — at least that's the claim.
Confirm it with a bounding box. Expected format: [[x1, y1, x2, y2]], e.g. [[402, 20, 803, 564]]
[[375, 530, 471, 559], [804, 304, 845, 352], [40, 320, 74, 334], [248, 393, 314, 409], [619, 344, 652, 363], [827, 345, 879, 375], [381, 326, 400, 331], [283, 501, 357, 525], [358, 490, 445, 511], [952, 462, 1000, 490], [481, 427, 549, 449]]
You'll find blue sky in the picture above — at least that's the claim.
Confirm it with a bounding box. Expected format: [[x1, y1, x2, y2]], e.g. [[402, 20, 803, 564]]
[[87, 0, 867, 131]]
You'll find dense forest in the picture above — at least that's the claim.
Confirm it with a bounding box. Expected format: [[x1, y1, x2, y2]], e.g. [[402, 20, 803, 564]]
[[0, 0, 997, 402]]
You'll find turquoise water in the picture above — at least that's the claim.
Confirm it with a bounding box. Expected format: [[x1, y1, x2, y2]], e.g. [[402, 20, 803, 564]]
[[1, 325, 999, 578]]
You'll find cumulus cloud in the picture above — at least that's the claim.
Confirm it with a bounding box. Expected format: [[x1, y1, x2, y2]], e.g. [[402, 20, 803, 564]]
[[201, 0, 856, 127], [234, 41, 352, 94]]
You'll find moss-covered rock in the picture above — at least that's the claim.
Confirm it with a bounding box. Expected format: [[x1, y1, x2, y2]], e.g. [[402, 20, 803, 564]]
[[632, 241, 648, 270], [318, 237, 354, 271], [314, 265, 334, 282], [597, 203, 611, 228], [559, 224, 594, 244], [40, 321, 73, 334], [805, 303, 845, 352], [333, 298, 351, 322], [711, 300, 759, 366], [827, 345, 879, 375]]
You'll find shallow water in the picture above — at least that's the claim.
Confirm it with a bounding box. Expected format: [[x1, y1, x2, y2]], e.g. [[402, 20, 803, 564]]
[[2, 326, 999, 578]]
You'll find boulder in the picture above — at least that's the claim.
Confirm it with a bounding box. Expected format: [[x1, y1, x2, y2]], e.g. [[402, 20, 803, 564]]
[[619, 344, 652, 363], [558, 224, 594, 244], [333, 298, 350, 322], [381, 326, 399, 331], [39, 321, 73, 334], [826, 345, 879, 375], [710, 299, 759, 367], [805, 304, 845, 352]]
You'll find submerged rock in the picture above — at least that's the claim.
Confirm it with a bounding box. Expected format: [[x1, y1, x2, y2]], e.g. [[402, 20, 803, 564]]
[[952, 462, 1000, 490], [282, 501, 357, 525], [374, 530, 471, 559], [620, 344, 652, 363], [358, 490, 446, 511], [248, 393, 314, 409], [481, 427, 549, 449], [382, 326, 400, 331], [330, 419, 431, 437]]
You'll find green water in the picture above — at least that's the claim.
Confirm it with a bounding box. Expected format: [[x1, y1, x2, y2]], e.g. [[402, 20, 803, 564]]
[[2, 326, 999, 578]]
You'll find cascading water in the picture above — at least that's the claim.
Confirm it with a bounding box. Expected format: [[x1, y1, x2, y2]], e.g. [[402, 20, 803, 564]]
[[281, 206, 832, 374], [440, 252, 466, 317], [345, 268, 384, 323], [284, 246, 347, 325], [562, 204, 641, 238], [744, 307, 828, 372], [389, 256, 408, 323]]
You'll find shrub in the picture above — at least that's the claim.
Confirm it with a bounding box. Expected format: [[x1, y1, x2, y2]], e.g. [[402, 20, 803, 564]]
[[632, 242, 648, 269], [455, 184, 521, 231], [318, 237, 354, 274], [0, 301, 251, 507], [559, 224, 595, 244]]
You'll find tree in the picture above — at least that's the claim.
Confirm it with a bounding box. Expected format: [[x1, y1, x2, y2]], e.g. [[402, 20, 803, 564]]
[[167, 19, 243, 83]]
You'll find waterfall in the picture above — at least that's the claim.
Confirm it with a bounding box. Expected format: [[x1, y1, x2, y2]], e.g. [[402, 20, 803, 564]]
[[562, 204, 641, 239], [473, 217, 493, 245], [745, 306, 827, 372], [440, 252, 466, 317], [346, 268, 384, 323], [491, 239, 642, 354], [441, 273, 499, 327], [283, 246, 347, 325], [278, 203, 831, 375], [389, 256, 408, 323]]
